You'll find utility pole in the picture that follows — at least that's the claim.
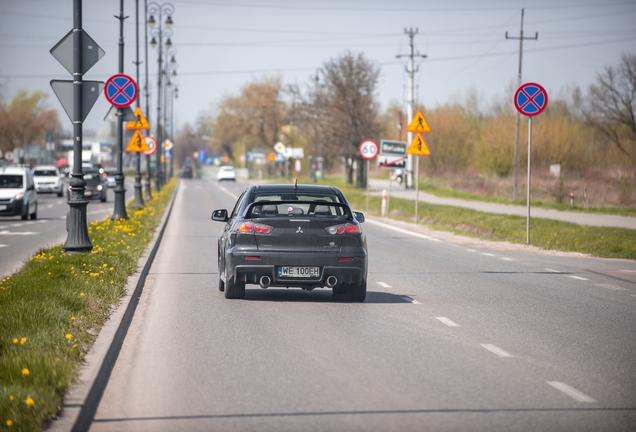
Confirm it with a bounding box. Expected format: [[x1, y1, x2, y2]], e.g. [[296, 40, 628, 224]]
[[396, 27, 426, 189], [506, 8, 537, 201], [143, 0, 152, 200], [132, 0, 144, 209]]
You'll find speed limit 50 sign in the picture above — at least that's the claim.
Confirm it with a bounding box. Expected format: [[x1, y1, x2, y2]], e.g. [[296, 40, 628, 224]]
[[359, 140, 378, 160]]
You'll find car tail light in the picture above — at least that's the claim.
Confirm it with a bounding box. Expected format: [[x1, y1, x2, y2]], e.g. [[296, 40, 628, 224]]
[[245, 255, 260, 260], [325, 223, 359, 235], [338, 257, 353, 261], [238, 222, 273, 234]]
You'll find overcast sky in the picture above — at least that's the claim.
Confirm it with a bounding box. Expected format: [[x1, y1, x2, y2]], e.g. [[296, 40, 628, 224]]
[[1, 0, 635, 137]]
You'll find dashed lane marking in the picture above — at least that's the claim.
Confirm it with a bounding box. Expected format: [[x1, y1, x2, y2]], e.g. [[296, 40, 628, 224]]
[[401, 296, 422, 304], [595, 283, 627, 291], [377, 282, 392, 288], [0, 244, 7, 248], [436, 317, 460, 327], [45, 204, 54, 209], [501, 257, 515, 261], [568, 275, 590, 281], [481, 253, 495, 257], [466, 249, 476, 252], [547, 382, 597, 403], [0, 230, 39, 236], [480, 344, 513, 358], [546, 268, 559, 273]]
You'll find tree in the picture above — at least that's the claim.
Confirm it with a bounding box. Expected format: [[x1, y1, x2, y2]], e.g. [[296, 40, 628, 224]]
[[314, 52, 381, 188], [0, 90, 60, 154], [586, 53, 636, 161]]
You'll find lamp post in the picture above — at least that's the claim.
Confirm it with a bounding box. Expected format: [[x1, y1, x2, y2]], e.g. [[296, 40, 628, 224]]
[[132, 0, 144, 209], [148, 1, 174, 191], [164, 48, 177, 178], [143, 0, 152, 199]]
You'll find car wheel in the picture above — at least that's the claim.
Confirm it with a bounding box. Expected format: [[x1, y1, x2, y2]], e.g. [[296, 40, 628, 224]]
[[30, 203, 37, 220], [57, 190, 63, 197], [21, 203, 29, 220], [218, 274, 225, 292], [101, 193, 107, 203], [344, 281, 366, 302], [225, 278, 245, 299]]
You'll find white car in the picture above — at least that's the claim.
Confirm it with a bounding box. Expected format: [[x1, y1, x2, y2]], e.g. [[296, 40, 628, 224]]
[[217, 166, 236, 182], [32, 165, 64, 196], [0, 166, 38, 220]]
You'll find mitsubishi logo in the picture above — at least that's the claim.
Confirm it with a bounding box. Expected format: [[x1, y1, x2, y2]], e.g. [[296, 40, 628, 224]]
[[296, 227, 303, 234]]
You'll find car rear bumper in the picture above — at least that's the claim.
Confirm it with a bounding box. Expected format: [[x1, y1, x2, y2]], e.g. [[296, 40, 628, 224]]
[[0, 199, 25, 217], [226, 250, 367, 289]]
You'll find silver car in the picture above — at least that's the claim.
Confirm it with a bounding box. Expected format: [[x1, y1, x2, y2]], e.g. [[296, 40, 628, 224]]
[[32, 165, 64, 196]]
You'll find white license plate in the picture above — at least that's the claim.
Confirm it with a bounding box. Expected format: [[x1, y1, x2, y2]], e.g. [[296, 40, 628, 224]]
[[278, 266, 320, 278], [0, 205, 6, 211]]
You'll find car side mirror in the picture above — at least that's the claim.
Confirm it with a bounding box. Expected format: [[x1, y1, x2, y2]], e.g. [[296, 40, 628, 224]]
[[353, 211, 365, 223], [28, 185, 35, 191], [211, 209, 228, 222]]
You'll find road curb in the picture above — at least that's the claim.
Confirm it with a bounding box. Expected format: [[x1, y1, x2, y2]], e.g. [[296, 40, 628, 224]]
[[49, 182, 179, 432]]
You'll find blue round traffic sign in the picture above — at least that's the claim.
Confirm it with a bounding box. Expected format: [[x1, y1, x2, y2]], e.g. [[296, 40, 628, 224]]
[[514, 82, 548, 117], [105, 74, 138, 108]]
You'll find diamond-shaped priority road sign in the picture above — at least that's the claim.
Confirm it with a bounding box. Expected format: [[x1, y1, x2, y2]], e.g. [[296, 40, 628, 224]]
[[105, 74, 138, 109], [514, 82, 548, 117], [50, 29, 105, 75], [51, 80, 104, 123]]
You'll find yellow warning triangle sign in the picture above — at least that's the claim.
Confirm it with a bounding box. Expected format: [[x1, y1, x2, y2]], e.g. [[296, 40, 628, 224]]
[[407, 133, 431, 155], [126, 130, 150, 152], [126, 107, 150, 130], [407, 110, 432, 133]]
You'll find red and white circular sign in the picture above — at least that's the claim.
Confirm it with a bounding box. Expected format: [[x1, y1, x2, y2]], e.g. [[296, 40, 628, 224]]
[[359, 140, 378, 160], [4, 151, 14, 161], [142, 136, 158, 156]]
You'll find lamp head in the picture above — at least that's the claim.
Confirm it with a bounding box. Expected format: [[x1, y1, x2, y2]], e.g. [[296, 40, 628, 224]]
[[166, 15, 173, 29], [148, 14, 156, 29], [150, 36, 157, 49]]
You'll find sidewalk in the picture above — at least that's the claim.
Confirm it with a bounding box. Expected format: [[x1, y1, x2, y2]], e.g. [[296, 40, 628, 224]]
[[368, 179, 636, 230]]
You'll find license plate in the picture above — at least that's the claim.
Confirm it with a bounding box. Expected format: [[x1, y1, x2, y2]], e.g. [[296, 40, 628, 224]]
[[278, 266, 320, 278], [0, 205, 6, 211]]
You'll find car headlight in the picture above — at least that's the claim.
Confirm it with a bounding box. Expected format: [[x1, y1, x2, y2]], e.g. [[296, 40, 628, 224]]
[[14, 192, 24, 200], [97, 185, 103, 191]]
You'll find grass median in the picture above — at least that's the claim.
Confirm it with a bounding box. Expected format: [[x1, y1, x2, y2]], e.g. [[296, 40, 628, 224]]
[[301, 176, 635, 260], [0, 178, 176, 431]]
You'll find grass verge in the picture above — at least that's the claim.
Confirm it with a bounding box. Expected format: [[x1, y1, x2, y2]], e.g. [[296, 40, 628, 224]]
[[304, 176, 635, 260], [0, 178, 176, 431]]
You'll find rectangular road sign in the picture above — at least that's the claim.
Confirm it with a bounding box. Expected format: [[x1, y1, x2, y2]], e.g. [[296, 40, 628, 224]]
[[50, 80, 104, 123], [50, 29, 105, 75], [380, 140, 407, 156], [377, 155, 407, 169]]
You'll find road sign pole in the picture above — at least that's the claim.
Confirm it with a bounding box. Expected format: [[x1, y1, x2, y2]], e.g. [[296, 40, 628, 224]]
[[415, 155, 419, 224], [526, 117, 532, 245], [112, 0, 129, 220], [366, 159, 369, 213], [64, 0, 93, 253]]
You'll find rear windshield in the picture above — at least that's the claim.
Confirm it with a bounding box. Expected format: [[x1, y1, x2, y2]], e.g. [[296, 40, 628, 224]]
[[249, 193, 345, 217], [0, 175, 23, 189], [33, 170, 58, 176]]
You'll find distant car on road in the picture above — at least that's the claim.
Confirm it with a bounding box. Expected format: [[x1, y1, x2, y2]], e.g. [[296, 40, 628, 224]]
[[182, 165, 193, 179], [32, 165, 64, 197], [211, 184, 368, 301], [67, 168, 107, 202], [0, 166, 38, 220], [104, 167, 117, 188], [217, 166, 236, 182]]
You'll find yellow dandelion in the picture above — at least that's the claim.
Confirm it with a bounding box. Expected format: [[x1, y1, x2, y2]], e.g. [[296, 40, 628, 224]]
[[12, 338, 18, 344], [70, 316, 75, 321], [21, 368, 29, 376], [20, 337, 26, 345], [110, 267, 114, 271], [66, 333, 72, 340], [6, 419, 13, 426], [9, 395, 14, 401], [25, 397, 34, 406], [103, 264, 108, 268], [73, 344, 77, 348], [85, 281, 89, 284], [48, 272, 52, 275]]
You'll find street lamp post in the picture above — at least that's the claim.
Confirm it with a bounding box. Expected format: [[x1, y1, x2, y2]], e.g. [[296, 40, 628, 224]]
[[112, 0, 128, 220], [132, 0, 144, 209], [148, 1, 174, 191], [143, 0, 152, 200], [164, 48, 177, 178]]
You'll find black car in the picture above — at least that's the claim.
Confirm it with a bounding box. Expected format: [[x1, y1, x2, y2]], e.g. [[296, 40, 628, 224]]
[[67, 168, 107, 202], [211, 184, 368, 301], [182, 165, 193, 179]]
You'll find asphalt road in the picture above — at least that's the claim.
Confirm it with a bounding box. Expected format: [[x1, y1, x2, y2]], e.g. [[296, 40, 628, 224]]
[[91, 175, 636, 432], [0, 179, 135, 278]]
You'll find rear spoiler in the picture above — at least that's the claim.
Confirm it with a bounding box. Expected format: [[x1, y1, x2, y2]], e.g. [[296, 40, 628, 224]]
[[245, 200, 353, 219]]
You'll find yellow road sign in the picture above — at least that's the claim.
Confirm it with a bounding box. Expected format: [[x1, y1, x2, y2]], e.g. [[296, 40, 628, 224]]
[[407, 133, 431, 155], [126, 130, 150, 152], [126, 107, 150, 130], [407, 110, 432, 133]]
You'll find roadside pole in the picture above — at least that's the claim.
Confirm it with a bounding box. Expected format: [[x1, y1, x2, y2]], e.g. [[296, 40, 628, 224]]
[[359, 140, 379, 214], [406, 112, 432, 224], [513, 82, 548, 245], [132, 0, 145, 209]]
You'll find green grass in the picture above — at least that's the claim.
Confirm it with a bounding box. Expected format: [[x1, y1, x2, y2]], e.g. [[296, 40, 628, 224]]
[[0, 179, 176, 431], [295, 175, 636, 260], [368, 174, 636, 217]]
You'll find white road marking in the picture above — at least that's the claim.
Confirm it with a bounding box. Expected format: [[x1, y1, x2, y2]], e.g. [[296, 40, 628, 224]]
[[377, 282, 392, 288], [466, 249, 476, 252], [568, 275, 590, 281], [0, 230, 39, 236], [87, 209, 112, 215], [501, 257, 515, 261], [0, 244, 7, 248], [365, 219, 441, 242], [620, 270, 636, 273], [547, 382, 596, 403], [595, 283, 627, 291], [401, 296, 422, 304], [480, 344, 513, 358], [46, 204, 54, 209], [38, 219, 47, 223], [436, 317, 460, 327], [481, 253, 495, 257], [546, 268, 559, 273]]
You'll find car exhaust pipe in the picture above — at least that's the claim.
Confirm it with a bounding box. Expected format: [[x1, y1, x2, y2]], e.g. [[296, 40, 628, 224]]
[[326, 276, 338, 288], [259, 275, 271, 289]]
